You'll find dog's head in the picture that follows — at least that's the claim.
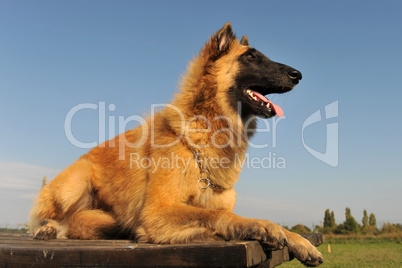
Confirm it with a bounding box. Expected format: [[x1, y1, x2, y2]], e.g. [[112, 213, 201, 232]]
[[208, 23, 302, 119]]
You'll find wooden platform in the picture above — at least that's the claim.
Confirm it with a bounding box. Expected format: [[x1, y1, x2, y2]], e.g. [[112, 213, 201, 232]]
[[0, 232, 322, 267]]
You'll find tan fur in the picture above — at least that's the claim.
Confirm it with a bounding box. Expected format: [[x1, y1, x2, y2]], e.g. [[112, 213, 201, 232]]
[[30, 23, 323, 266]]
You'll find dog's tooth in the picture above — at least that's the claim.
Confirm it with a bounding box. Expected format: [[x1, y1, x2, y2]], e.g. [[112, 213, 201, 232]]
[[266, 103, 270, 108], [253, 96, 257, 101], [260, 102, 263, 106], [246, 89, 251, 93]]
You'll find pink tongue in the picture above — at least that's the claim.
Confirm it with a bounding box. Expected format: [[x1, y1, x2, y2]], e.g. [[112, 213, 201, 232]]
[[252, 91, 284, 117]]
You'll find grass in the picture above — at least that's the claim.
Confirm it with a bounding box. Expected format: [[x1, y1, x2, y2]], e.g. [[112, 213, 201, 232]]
[[0, 228, 28, 233], [280, 241, 402, 267]]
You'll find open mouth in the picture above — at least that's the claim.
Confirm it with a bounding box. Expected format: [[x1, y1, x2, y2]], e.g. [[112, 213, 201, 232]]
[[244, 88, 284, 117]]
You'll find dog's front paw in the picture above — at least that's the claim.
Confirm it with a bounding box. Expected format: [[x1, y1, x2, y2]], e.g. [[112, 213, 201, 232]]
[[287, 234, 323, 267], [238, 220, 287, 250]]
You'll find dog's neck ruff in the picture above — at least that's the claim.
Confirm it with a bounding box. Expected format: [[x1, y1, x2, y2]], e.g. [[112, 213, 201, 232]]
[[190, 148, 226, 191]]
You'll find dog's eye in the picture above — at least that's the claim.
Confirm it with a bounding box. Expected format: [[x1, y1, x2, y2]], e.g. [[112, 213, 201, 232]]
[[246, 53, 256, 60]]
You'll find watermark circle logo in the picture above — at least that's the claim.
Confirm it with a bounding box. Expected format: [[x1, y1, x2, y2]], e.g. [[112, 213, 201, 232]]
[[302, 101, 338, 167]]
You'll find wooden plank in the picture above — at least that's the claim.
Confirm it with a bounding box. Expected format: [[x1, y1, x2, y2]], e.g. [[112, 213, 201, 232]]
[[302, 233, 323, 246], [0, 233, 256, 267], [238, 241, 267, 267], [0, 232, 323, 267], [1, 245, 249, 267]]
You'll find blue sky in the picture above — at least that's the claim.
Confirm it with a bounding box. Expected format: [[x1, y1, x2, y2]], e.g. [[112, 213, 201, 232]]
[[1, 1, 401, 229]]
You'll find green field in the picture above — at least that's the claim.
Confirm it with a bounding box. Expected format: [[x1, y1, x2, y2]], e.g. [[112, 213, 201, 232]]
[[280, 242, 402, 267]]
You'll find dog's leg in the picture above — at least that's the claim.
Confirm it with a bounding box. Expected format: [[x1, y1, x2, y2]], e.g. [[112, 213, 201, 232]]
[[277, 228, 324, 266], [66, 210, 118, 239], [139, 204, 287, 248], [139, 204, 322, 265]]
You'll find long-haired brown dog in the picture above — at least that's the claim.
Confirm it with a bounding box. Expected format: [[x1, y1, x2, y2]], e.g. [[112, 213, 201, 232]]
[[30, 23, 323, 266]]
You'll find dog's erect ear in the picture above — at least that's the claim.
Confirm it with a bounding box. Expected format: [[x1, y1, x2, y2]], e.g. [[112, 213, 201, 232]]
[[240, 36, 249, 46], [203, 23, 237, 61], [216, 22, 236, 52]]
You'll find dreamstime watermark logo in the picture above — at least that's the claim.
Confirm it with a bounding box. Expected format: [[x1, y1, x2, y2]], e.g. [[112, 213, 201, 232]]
[[302, 101, 339, 167]]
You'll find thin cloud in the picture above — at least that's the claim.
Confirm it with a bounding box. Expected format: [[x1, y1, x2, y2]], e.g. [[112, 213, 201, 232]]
[[0, 162, 61, 227]]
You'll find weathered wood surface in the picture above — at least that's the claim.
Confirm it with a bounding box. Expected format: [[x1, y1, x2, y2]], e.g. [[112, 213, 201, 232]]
[[0, 232, 322, 267]]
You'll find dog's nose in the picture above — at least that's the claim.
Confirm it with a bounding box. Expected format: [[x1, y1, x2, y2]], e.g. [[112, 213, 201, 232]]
[[287, 69, 302, 84]]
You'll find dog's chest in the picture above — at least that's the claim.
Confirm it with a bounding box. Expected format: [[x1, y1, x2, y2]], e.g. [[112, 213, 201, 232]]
[[190, 188, 236, 211]]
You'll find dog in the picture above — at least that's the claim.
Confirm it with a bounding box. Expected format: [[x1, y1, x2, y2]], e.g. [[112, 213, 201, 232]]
[[30, 23, 323, 266]]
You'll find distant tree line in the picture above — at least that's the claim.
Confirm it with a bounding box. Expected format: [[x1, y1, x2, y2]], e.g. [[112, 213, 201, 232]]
[[283, 208, 402, 236], [321, 208, 379, 234]]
